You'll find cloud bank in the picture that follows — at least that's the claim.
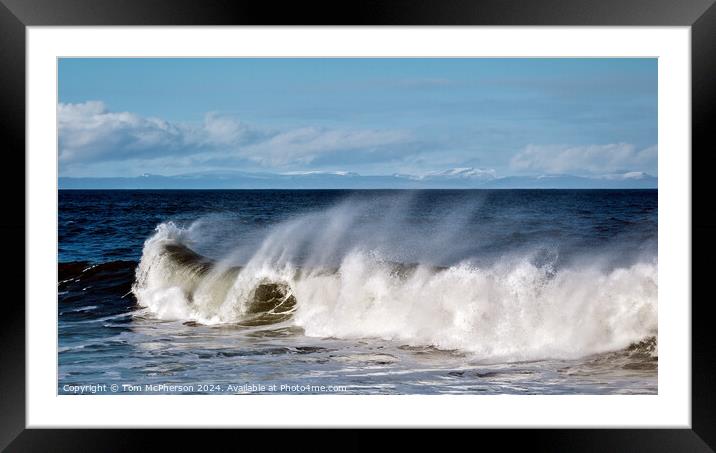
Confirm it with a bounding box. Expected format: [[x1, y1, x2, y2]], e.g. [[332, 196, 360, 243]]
[[59, 101, 412, 171], [58, 101, 657, 181]]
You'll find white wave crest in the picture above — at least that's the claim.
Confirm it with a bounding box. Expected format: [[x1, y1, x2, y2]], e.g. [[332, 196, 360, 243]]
[[133, 217, 657, 362]]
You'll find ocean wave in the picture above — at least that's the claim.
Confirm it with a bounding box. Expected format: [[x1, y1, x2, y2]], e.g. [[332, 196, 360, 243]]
[[132, 219, 657, 362]]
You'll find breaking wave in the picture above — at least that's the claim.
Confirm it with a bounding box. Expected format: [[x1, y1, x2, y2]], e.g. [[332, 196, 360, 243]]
[[132, 200, 657, 362]]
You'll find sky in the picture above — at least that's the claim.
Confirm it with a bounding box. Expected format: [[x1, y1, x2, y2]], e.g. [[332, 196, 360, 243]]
[[58, 58, 657, 180]]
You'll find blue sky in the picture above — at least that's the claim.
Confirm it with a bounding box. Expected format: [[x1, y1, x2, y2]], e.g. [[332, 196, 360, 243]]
[[58, 58, 657, 179]]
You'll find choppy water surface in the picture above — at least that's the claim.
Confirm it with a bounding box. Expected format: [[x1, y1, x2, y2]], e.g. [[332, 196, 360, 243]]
[[59, 190, 657, 394]]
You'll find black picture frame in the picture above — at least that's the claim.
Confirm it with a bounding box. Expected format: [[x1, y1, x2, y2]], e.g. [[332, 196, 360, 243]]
[[2, 0, 714, 449]]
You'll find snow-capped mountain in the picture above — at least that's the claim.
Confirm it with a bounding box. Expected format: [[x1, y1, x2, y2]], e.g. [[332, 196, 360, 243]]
[[60, 168, 657, 189]]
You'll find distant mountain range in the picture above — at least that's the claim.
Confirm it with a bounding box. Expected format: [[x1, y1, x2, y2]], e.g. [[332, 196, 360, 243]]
[[59, 169, 657, 189]]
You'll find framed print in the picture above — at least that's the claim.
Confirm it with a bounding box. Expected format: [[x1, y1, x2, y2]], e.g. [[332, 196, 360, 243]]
[[3, 0, 715, 449]]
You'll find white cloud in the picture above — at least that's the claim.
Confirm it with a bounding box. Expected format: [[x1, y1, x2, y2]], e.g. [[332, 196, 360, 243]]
[[510, 143, 657, 175], [58, 101, 411, 169], [59, 101, 189, 162]]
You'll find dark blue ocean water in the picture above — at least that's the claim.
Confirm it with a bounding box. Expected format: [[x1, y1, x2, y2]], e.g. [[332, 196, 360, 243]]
[[59, 189, 656, 264], [58, 190, 657, 395]]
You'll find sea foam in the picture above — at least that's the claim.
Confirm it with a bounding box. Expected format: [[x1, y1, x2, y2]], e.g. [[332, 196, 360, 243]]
[[133, 198, 657, 362]]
